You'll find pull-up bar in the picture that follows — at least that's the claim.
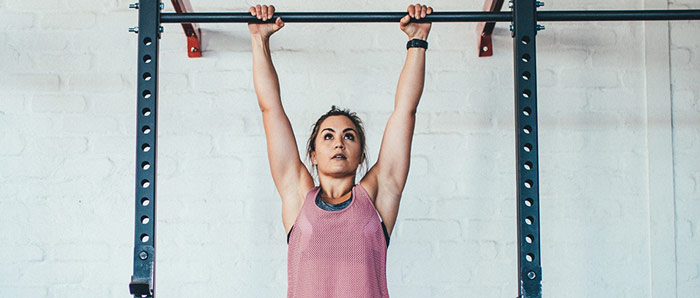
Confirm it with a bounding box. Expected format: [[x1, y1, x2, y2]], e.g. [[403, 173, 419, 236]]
[[129, 1, 700, 298], [161, 9, 700, 23], [161, 11, 512, 23]]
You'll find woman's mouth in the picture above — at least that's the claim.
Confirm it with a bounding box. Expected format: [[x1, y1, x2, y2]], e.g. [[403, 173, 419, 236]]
[[332, 154, 346, 160]]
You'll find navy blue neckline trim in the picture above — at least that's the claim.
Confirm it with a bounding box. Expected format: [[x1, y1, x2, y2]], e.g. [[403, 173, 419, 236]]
[[316, 190, 353, 211]]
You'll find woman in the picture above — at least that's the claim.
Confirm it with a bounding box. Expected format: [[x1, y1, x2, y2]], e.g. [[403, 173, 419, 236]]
[[248, 3, 432, 297]]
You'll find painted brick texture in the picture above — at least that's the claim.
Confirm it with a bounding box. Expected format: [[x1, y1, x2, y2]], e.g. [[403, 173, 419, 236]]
[[670, 1, 700, 297], [0, 0, 698, 297]]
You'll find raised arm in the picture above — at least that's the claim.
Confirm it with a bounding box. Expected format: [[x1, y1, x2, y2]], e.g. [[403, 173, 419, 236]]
[[361, 4, 432, 236], [249, 5, 313, 206]]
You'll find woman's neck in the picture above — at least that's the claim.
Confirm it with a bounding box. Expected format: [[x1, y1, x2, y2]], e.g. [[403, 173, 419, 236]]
[[318, 175, 355, 203]]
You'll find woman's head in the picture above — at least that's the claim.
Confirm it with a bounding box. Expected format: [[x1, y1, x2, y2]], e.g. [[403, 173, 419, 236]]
[[307, 106, 368, 177]]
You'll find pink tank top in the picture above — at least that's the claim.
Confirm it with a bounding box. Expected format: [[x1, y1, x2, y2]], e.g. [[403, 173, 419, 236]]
[[287, 184, 390, 298]]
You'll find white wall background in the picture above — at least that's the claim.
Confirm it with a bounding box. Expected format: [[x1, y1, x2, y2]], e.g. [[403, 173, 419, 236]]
[[0, 0, 698, 297]]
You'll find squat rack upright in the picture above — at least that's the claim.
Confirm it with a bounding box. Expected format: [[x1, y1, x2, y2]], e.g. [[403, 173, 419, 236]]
[[128, 1, 700, 297]]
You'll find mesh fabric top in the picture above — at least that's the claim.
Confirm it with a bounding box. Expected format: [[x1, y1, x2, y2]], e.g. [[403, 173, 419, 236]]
[[287, 184, 389, 297]]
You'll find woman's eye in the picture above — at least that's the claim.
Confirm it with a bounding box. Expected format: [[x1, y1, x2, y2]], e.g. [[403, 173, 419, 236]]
[[324, 134, 332, 140], [344, 134, 355, 140]]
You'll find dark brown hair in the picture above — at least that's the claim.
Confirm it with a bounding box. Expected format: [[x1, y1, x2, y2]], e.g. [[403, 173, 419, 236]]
[[306, 106, 368, 175]]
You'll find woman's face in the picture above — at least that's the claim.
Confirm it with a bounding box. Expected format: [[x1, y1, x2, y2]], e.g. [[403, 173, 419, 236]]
[[311, 115, 363, 178]]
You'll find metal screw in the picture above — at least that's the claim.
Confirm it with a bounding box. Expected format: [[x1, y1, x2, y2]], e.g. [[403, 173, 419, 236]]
[[190, 47, 199, 53], [527, 271, 536, 280], [129, 27, 139, 33], [139, 251, 148, 260], [509, 24, 514, 32], [536, 24, 545, 31], [536, 1, 545, 7], [508, 1, 513, 9], [129, 3, 139, 9], [160, 2, 164, 10], [159, 26, 164, 33]]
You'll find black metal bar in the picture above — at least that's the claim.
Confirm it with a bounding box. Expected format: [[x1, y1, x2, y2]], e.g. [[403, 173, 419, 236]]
[[160, 9, 700, 24], [129, 0, 160, 297], [538, 9, 700, 21], [160, 11, 513, 23], [512, 0, 542, 298]]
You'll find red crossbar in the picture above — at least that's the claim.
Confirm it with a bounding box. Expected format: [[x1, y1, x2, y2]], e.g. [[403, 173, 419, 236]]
[[171, 0, 202, 58], [476, 0, 505, 57]]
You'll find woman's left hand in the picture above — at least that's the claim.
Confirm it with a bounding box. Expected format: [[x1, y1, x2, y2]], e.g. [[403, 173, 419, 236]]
[[400, 4, 433, 40]]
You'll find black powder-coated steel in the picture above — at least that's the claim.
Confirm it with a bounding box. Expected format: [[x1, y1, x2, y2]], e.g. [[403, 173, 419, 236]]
[[160, 9, 700, 24], [538, 9, 700, 21], [513, 0, 542, 298], [129, 0, 159, 297], [160, 11, 512, 23], [513, 1, 542, 298]]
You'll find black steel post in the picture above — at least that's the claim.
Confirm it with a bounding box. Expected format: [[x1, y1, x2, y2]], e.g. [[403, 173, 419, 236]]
[[129, 0, 160, 297], [512, 0, 542, 297]]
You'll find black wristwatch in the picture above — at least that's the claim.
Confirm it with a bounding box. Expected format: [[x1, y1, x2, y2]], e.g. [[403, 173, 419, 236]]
[[406, 39, 428, 50]]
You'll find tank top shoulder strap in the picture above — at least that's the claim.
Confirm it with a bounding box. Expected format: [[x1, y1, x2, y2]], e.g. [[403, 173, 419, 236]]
[[354, 183, 376, 207], [304, 186, 321, 205]]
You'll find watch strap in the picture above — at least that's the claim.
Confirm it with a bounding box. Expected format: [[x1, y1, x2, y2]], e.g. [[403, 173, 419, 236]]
[[406, 38, 428, 50]]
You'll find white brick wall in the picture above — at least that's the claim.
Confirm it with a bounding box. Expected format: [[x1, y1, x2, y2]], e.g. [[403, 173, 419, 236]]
[[670, 1, 700, 297], [0, 0, 698, 297]]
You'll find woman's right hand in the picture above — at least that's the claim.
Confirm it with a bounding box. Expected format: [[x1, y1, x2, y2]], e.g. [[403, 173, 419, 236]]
[[248, 4, 284, 39]]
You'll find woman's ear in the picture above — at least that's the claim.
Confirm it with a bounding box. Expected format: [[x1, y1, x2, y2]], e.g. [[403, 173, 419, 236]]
[[310, 151, 317, 165]]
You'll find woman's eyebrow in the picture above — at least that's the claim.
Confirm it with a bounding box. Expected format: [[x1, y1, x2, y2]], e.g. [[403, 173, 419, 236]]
[[322, 128, 356, 133]]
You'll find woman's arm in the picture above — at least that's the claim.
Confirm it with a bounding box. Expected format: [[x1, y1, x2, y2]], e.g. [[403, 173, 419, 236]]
[[361, 4, 432, 236], [249, 5, 314, 206]]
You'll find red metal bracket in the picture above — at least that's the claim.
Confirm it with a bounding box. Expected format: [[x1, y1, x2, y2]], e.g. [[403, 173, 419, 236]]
[[171, 0, 202, 57], [476, 0, 505, 57]]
